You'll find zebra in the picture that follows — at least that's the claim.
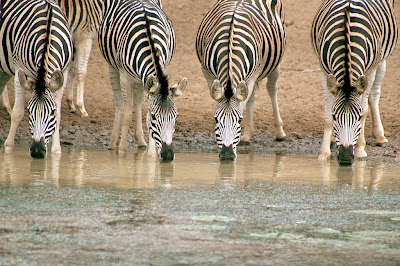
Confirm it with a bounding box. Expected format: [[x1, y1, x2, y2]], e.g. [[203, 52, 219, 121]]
[[311, 0, 398, 165], [196, 0, 287, 160], [98, 0, 187, 161], [0, 0, 73, 158], [55, 0, 105, 118]]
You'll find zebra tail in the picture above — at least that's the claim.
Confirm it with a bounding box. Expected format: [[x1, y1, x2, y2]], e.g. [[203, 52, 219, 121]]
[[143, 10, 169, 98]]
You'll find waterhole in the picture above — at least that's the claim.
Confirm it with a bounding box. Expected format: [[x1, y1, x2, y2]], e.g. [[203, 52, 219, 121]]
[[1, 148, 399, 191]]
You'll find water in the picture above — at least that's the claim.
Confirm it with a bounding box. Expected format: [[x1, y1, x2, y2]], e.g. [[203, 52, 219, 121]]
[[1, 149, 399, 191], [1, 149, 400, 265]]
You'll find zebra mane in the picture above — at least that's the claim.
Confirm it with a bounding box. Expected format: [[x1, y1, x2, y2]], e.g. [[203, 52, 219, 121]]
[[342, 3, 353, 96], [36, 1, 53, 96], [143, 8, 169, 98], [226, 1, 240, 99]]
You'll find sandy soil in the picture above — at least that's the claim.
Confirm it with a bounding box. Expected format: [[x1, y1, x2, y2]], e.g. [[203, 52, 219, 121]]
[[1, 0, 399, 159]]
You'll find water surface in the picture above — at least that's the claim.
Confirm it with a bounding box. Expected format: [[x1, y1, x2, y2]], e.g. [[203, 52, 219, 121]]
[[1, 149, 400, 265], [1, 149, 399, 192]]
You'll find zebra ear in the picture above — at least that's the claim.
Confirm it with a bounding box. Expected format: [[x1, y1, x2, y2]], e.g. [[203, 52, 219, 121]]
[[170, 77, 187, 97], [210, 79, 223, 101], [49, 70, 64, 92], [145, 75, 159, 95], [354, 75, 367, 95], [327, 74, 339, 95], [17, 69, 35, 91], [235, 81, 248, 102]]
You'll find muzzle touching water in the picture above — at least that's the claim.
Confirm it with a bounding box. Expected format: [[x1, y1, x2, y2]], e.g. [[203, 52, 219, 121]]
[[337, 145, 354, 166], [160, 142, 174, 162], [219, 144, 236, 161], [30, 138, 46, 159]]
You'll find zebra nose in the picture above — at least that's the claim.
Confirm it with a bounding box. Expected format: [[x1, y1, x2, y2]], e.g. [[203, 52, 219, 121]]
[[161, 142, 174, 162], [30, 138, 46, 159], [337, 145, 354, 166], [219, 144, 235, 161]]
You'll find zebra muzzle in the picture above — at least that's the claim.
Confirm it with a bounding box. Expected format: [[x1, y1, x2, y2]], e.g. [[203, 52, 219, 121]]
[[30, 138, 46, 159], [160, 142, 174, 162], [219, 145, 236, 161], [337, 145, 354, 166]]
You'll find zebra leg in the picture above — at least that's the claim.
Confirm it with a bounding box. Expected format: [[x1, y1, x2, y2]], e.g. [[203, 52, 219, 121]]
[[108, 67, 122, 150], [73, 36, 93, 118], [118, 72, 134, 155], [65, 59, 77, 114], [368, 61, 387, 147], [355, 69, 378, 159], [4, 77, 26, 152], [319, 73, 334, 161], [240, 84, 255, 144], [0, 73, 12, 115], [266, 67, 286, 141], [51, 82, 67, 154], [133, 85, 147, 148]]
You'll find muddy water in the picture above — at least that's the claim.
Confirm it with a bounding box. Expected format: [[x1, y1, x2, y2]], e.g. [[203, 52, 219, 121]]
[[1, 149, 400, 265], [1, 149, 399, 191]]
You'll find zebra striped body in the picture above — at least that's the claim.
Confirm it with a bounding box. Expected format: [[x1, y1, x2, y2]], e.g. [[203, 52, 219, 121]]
[[196, 0, 286, 160], [55, 0, 105, 117], [0, 0, 72, 158], [311, 0, 397, 165], [98, 0, 187, 161]]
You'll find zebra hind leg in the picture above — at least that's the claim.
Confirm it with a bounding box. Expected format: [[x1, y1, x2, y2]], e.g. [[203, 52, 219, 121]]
[[73, 36, 93, 118]]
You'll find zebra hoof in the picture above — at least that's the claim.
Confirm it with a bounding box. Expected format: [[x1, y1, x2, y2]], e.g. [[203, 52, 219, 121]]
[[275, 137, 286, 142], [376, 143, 386, 148]]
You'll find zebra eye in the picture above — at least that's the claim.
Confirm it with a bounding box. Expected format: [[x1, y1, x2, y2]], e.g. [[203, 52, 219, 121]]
[[332, 114, 336, 121], [214, 117, 218, 123], [239, 118, 242, 124], [51, 109, 56, 116], [151, 113, 156, 120]]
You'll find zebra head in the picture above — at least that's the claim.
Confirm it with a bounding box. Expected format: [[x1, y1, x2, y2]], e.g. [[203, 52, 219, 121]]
[[145, 75, 187, 162], [211, 79, 248, 161], [18, 69, 64, 159], [327, 74, 367, 165]]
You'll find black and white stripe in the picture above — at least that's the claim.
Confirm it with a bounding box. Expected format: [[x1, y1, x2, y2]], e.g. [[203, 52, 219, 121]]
[[98, 0, 186, 160], [311, 0, 398, 165], [196, 0, 286, 160], [55, 0, 105, 117], [0, 0, 72, 158]]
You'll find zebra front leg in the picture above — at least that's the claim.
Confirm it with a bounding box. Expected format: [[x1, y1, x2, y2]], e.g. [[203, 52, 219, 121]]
[[266, 67, 286, 141], [4, 78, 26, 152], [118, 73, 134, 155], [51, 85, 67, 154], [108, 67, 122, 150], [133, 86, 147, 148], [368, 61, 387, 147], [73, 36, 93, 118], [240, 86, 255, 144], [319, 74, 334, 161], [354, 113, 368, 158]]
